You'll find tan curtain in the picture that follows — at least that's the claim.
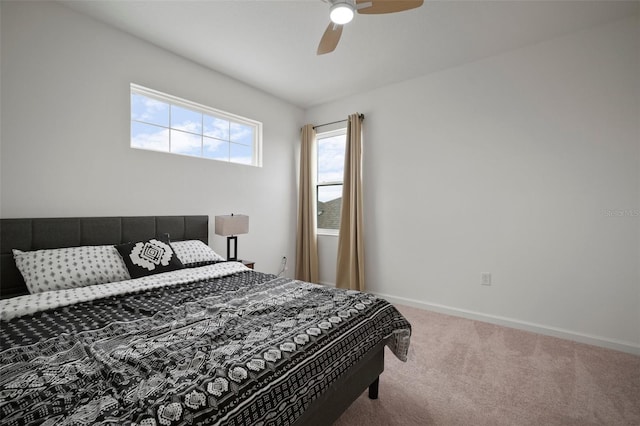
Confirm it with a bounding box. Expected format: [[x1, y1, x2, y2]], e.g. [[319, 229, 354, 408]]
[[336, 113, 365, 291], [295, 124, 320, 283]]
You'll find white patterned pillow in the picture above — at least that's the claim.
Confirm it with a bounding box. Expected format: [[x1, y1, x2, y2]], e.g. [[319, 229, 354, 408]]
[[13, 246, 131, 294], [171, 240, 225, 266]]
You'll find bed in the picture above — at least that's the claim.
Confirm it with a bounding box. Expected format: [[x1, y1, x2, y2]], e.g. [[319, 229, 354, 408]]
[[0, 215, 411, 426]]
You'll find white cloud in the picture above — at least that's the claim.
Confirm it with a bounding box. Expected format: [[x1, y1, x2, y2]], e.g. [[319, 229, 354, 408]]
[[171, 130, 201, 155], [132, 94, 169, 125], [318, 135, 345, 183], [171, 121, 201, 134], [318, 185, 342, 202], [204, 116, 229, 140], [230, 122, 253, 145], [204, 137, 225, 150], [131, 126, 169, 151]]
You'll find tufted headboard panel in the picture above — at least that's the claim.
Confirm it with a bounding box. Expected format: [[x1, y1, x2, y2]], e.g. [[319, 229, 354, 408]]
[[0, 215, 208, 299]]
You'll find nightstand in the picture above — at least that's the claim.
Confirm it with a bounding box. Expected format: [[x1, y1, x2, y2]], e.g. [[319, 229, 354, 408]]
[[241, 260, 255, 269]]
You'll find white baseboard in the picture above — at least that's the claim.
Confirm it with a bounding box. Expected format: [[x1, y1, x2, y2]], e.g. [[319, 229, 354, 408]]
[[370, 291, 640, 356]]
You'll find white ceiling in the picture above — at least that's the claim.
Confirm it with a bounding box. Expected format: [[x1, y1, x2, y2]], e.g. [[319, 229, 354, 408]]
[[60, 0, 639, 109]]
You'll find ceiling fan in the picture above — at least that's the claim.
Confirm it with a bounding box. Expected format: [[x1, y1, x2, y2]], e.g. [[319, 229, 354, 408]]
[[317, 0, 424, 55]]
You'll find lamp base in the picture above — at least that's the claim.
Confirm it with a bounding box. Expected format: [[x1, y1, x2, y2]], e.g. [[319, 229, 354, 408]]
[[226, 236, 238, 261]]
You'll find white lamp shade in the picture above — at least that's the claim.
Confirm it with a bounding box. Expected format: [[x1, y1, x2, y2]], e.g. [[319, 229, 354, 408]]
[[215, 214, 249, 236]]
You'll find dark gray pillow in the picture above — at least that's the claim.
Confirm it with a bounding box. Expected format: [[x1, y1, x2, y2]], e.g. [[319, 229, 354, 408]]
[[115, 239, 184, 279]]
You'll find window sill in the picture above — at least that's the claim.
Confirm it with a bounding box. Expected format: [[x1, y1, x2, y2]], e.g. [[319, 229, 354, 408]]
[[317, 229, 339, 237]]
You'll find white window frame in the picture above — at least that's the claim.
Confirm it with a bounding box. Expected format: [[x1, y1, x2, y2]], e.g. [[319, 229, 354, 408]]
[[130, 83, 263, 167], [316, 128, 346, 236]]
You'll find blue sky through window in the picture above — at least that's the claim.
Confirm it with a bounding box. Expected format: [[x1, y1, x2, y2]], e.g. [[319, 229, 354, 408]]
[[131, 93, 169, 127], [171, 105, 202, 134], [131, 86, 260, 166], [204, 116, 229, 140], [317, 133, 346, 202]]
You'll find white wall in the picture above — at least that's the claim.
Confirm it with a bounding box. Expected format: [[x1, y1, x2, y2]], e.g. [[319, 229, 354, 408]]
[[306, 16, 640, 353], [0, 1, 303, 275]]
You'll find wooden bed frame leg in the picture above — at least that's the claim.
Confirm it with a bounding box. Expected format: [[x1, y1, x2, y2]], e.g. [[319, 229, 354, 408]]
[[368, 377, 379, 399]]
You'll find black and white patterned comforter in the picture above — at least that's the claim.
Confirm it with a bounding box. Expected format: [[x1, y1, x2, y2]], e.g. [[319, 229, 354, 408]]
[[0, 263, 411, 426]]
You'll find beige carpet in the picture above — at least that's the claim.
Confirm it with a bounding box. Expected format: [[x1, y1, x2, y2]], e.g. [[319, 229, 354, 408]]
[[334, 304, 640, 425]]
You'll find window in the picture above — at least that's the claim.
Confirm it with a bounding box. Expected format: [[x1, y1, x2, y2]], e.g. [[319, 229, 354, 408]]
[[316, 128, 346, 234], [130, 84, 262, 166]]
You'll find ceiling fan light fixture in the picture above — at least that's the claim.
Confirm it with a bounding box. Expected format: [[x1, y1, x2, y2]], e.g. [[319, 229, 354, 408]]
[[330, 2, 355, 25]]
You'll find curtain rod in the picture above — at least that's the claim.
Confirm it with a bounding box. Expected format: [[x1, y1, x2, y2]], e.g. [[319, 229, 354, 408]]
[[311, 113, 365, 130]]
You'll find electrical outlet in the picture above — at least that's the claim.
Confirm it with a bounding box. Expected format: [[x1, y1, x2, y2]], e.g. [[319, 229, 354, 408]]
[[481, 273, 492, 286]]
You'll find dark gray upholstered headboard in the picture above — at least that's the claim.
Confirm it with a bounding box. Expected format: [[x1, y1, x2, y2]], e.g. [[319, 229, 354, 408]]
[[0, 215, 208, 299]]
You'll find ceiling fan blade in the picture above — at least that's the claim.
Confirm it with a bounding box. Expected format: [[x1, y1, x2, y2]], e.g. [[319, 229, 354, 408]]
[[356, 0, 423, 14], [317, 22, 343, 55]]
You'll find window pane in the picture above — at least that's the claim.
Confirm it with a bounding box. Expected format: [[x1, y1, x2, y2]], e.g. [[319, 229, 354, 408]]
[[203, 137, 229, 160], [171, 130, 202, 156], [130, 85, 261, 166], [317, 185, 342, 230], [318, 134, 346, 183], [230, 142, 253, 165], [171, 105, 202, 134], [131, 122, 169, 151], [204, 115, 229, 140], [230, 122, 254, 145], [131, 93, 169, 127]]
